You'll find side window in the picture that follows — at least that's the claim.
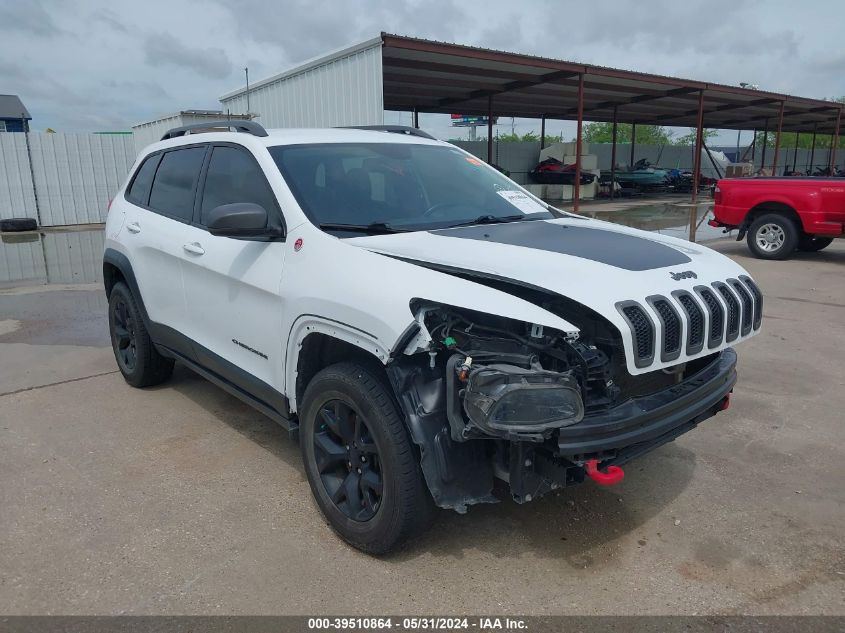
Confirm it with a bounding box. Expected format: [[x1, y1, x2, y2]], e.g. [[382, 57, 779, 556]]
[[200, 146, 278, 225], [148, 147, 206, 221], [125, 153, 160, 207]]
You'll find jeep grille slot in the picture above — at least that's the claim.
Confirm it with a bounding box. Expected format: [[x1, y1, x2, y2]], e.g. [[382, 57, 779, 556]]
[[648, 296, 682, 361], [714, 282, 740, 342], [740, 275, 763, 330], [695, 286, 724, 349], [730, 279, 754, 336], [674, 291, 705, 355], [617, 302, 655, 368]]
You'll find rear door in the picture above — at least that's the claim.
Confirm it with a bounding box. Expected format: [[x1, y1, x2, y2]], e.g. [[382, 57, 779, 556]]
[[122, 145, 207, 345], [180, 143, 288, 406]]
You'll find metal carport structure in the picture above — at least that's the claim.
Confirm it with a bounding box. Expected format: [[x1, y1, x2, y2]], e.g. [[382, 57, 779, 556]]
[[380, 34, 844, 210], [220, 33, 844, 211]]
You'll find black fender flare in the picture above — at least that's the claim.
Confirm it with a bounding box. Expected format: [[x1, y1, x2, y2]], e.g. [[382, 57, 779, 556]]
[[103, 248, 152, 329]]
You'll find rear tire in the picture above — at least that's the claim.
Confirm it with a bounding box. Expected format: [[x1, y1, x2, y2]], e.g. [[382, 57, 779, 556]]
[[747, 213, 799, 260], [108, 282, 174, 387], [797, 235, 833, 252], [300, 362, 434, 554]]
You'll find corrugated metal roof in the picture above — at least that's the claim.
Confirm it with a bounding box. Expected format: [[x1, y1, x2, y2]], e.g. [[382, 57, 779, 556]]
[[379, 33, 844, 133], [0, 94, 31, 120], [219, 33, 843, 134]]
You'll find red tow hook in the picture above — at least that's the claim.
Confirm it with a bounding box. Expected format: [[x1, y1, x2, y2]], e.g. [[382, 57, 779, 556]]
[[584, 459, 625, 486], [720, 393, 731, 411]]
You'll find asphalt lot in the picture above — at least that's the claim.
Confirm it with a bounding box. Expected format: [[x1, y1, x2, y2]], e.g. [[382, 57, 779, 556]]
[[1, 236, 843, 615]]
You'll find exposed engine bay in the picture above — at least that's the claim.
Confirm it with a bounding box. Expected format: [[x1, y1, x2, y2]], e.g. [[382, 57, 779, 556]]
[[387, 299, 727, 512]]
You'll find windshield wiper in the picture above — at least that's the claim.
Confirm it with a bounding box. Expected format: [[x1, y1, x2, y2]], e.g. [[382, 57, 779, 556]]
[[318, 222, 408, 235], [446, 214, 531, 229]]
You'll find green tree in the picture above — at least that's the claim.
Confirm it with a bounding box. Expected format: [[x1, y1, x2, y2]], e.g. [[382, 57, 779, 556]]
[[673, 128, 718, 146], [582, 122, 673, 145], [496, 131, 562, 143], [751, 129, 845, 150], [749, 96, 845, 150]]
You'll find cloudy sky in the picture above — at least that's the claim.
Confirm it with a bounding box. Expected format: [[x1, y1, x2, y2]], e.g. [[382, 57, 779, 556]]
[[2, 0, 843, 145]]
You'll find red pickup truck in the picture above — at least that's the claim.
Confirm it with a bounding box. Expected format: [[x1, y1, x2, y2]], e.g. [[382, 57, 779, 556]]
[[710, 177, 845, 259]]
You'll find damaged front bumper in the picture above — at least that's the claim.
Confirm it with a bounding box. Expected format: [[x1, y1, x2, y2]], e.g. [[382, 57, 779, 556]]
[[391, 348, 737, 512], [508, 348, 737, 503]]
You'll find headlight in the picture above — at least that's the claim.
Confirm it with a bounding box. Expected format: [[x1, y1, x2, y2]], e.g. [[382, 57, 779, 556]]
[[463, 364, 584, 434]]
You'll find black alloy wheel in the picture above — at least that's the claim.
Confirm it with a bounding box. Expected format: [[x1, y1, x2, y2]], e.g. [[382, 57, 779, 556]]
[[300, 362, 434, 554], [314, 399, 383, 521], [111, 295, 138, 373], [107, 281, 174, 387]]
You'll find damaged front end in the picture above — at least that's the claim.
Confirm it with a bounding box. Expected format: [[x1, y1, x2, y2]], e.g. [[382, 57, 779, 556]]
[[387, 299, 736, 513]]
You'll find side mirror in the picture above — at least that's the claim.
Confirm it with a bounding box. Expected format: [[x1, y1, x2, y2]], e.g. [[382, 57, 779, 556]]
[[206, 203, 283, 240]]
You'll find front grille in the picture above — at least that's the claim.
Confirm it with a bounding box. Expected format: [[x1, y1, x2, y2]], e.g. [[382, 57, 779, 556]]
[[618, 277, 761, 369], [730, 279, 754, 336], [714, 282, 740, 342], [648, 296, 682, 361], [674, 291, 705, 355], [618, 302, 654, 367], [740, 275, 763, 330]]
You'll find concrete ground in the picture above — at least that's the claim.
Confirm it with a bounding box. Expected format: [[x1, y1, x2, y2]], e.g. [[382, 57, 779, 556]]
[[1, 237, 843, 615]]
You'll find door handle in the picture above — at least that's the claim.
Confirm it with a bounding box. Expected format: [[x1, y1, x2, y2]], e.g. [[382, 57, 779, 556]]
[[182, 242, 205, 255], [126, 222, 141, 234]]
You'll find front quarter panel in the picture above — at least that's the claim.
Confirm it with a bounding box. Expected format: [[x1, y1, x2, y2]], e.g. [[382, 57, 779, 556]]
[[279, 224, 580, 411]]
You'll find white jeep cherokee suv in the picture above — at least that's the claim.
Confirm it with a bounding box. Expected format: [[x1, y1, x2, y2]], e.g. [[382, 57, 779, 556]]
[[104, 121, 762, 553]]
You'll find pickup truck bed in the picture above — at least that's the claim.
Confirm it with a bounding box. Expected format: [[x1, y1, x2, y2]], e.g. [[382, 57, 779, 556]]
[[711, 177, 845, 259]]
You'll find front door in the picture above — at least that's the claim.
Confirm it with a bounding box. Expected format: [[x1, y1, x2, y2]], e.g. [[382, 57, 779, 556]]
[[179, 144, 288, 409]]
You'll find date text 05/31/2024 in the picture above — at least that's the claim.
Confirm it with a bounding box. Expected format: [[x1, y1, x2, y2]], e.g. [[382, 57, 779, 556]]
[[307, 617, 528, 630]]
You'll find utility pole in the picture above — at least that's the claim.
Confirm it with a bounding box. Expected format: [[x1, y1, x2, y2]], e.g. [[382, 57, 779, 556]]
[[244, 67, 251, 116]]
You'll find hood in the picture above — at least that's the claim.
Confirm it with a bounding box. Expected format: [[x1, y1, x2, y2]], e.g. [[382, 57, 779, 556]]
[[345, 217, 760, 375]]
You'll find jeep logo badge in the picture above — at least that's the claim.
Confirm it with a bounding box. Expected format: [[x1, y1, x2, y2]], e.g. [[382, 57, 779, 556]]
[[670, 270, 697, 280]]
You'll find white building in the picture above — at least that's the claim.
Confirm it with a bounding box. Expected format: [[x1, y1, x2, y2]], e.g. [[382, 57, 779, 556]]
[[131, 110, 251, 155], [219, 37, 384, 129]]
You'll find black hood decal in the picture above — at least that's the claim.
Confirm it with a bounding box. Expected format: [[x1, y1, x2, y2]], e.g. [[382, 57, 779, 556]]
[[429, 222, 691, 271]]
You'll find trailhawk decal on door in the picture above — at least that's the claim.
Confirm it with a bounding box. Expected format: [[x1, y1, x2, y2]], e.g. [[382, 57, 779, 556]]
[[232, 338, 268, 359], [430, 222, 693, 271]]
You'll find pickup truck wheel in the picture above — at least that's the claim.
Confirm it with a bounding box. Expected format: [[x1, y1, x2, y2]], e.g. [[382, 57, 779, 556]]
[[797, 236, 833, 252], [108, 282, 174, 387], [747, 214, 799, 260], [300, 362, 433, 554]]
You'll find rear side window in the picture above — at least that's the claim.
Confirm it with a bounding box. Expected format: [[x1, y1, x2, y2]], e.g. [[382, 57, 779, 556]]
[[148, 147, 206, 221], [200, 146, 278, 225], [126, 154, 160, 206]]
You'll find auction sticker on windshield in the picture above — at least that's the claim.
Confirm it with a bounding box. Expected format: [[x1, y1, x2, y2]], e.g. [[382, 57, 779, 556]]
[[496, 190, 547, 214]]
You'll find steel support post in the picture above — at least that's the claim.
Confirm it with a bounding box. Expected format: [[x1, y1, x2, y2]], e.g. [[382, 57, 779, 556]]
[[829, 109, 841, 173], [772, 101, 785, 174], [487, 96, 494, 165], [540, 116, 546, 150], [610, 107, 618, 201]]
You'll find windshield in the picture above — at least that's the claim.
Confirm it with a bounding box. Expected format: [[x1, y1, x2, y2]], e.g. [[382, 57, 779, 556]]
[[268, 143, 555, 234]]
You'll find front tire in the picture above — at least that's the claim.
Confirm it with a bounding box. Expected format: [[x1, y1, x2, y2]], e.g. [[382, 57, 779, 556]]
[[300, 362, 433, 554], [108, 282, 174, 387], [747, 213, 799, 260], [797, 235, 833, 252]]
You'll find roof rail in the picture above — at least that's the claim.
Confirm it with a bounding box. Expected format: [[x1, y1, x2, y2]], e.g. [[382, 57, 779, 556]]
[[160, 120, 268, 141], [341, 125, 436, 140]]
